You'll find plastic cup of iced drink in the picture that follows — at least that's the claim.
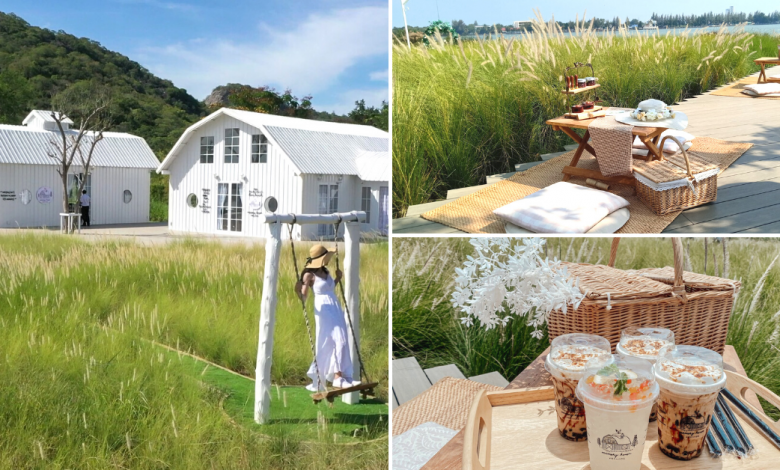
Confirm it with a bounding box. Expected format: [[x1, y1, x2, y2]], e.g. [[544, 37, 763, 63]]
[[544, 333, 612, 441], [654, 345, 726, 460], [616, 326, 675, 421], [576, 355, 659, 470]]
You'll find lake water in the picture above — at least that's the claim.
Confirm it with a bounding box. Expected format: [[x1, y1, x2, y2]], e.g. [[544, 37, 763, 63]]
[[461, 23, 780, 39]]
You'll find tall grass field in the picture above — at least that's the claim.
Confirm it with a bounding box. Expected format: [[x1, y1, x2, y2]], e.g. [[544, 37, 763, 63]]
[[392, 15, 780, 216], [0, 234, 388, 469], [393, 237, 780, 420]]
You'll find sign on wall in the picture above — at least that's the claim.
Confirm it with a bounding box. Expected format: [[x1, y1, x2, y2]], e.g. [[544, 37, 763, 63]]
[[20, 189, 32, 205], [0, 190, 16, 202], [36, 187, 53, 204], [248, 188, 263, 217], [200, 188, 211, 214]]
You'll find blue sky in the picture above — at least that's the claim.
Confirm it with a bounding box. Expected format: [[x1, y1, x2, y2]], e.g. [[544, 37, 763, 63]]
[[393, 0, 780, 27], [2, 0, 389, 115]]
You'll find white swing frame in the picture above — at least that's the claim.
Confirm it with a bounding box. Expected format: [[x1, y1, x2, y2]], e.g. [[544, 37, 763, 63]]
[[254, 211, 366, 424]]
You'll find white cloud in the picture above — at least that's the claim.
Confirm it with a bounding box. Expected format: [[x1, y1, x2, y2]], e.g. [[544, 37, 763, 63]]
[[137, 6, 388, 100], [315, 87, 388, 116], [115, 0, 197, 12], [369, 69, 389, 81]]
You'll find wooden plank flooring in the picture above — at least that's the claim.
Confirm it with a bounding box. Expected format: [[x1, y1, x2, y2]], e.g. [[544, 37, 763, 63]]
[[392, 357, 432, 408], [424, 364, 467, 384], [394, 66, 780, 235]]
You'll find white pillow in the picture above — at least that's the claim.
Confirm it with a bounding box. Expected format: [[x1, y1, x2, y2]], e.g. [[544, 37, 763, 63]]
[[493, 182, 630, 234], [633, 141, 692, 157], [633, 130, 695, 151], [743, 83, 780, 96]]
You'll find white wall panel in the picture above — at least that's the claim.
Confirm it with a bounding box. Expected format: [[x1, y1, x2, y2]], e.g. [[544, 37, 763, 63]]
[[0, 164, 151, 227]]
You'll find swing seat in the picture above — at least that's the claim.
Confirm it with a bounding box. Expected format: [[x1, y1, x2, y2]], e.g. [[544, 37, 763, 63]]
[[311, 382, 379, 404]]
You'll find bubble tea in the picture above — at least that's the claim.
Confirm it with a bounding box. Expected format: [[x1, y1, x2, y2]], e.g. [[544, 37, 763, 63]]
[[576, 356, 659, 470], [615, 326, 675, 421], [654, 345, 727, 460], [544, 333, 612, 441]]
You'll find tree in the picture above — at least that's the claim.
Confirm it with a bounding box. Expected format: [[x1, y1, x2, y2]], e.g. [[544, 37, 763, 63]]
[[47, 80, 112, 215], [0, 69, 34, 124], [214, 85, 314, 119], [348, 100, 388, 131]]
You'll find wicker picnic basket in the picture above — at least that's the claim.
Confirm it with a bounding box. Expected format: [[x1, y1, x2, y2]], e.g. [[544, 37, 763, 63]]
[[633, 135, 719, 215], [547, 238, 741, 354]]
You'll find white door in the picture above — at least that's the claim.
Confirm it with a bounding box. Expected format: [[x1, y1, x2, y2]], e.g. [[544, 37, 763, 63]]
[[379, 186, 388, 236], [318, 184, 338, 237], [217, 183, 243, 232]]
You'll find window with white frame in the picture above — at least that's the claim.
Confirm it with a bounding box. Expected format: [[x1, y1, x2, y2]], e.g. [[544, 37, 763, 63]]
[[318, 184, 339, 237], [224, 128, 239, 163], [200, 136, 214, 163], [252, 134, 268, 163], [361, 187, 372, 224]]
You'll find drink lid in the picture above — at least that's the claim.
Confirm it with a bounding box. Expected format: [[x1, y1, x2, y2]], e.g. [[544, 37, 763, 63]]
[[654, 345, 726, 395], [544, 333, 612, 381], [576, 355, 660, 410], [616, 326, 675, 360]]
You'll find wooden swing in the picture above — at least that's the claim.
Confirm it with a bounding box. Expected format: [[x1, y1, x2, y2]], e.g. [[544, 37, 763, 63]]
[[288, 218, 378, 405]]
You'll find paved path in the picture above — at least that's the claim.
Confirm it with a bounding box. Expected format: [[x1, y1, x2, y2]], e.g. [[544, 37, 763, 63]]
[[394, 65, 780, 234]]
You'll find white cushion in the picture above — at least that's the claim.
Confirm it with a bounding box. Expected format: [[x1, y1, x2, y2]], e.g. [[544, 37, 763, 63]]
[[493, 182, 630, 234], [743, 83, 780, 96], [505, 208, 630, 234], [633, 141, 692, 157], [633, 130, 694, 151]]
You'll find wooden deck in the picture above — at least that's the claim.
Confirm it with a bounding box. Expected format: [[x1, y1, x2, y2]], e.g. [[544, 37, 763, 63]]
[[394, 67, 780, 234]]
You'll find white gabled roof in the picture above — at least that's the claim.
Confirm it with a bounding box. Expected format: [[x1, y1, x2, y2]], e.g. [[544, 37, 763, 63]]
[[22, 110, 73, 126], [355, 151, 390, 182], [0, 124, 159, 169], [157, 107, 389, 177]]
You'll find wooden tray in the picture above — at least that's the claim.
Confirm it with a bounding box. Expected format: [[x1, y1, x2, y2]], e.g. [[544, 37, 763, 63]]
[[463, 372, 780, 469], [565, 106, 604, 120]]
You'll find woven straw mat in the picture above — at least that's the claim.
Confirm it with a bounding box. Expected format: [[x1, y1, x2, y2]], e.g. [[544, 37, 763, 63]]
[[392, 377, 501, 436], [420, 137, 752, 234], [709, 76, 780, 100], [588, 116, 635, 176]]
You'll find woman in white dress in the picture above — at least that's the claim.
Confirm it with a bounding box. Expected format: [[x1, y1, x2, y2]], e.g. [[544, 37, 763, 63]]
[[296, 244, 354, 390]]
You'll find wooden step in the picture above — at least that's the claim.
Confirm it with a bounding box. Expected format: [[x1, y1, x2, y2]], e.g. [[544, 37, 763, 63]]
[[564, 143, 579, 151], [392, 357, 432, 408], [514, 161, 545, 171], [469, 371, 510, 388], [540, 150, 569, 161], [446, 184, 490, 200], [486, 172, 516, 184], [424, 364, 467, 384], [404, 199, 450, 217]]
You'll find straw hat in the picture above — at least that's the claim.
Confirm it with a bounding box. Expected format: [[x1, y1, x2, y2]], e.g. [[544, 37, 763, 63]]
[[305, 244, 335, 269]]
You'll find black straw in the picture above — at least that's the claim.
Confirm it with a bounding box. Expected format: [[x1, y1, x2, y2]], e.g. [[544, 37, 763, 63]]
[[718, 393, 755, 455], [722, 387, 780, 451], [710, 409, 735, 455], [706, 429, 722, 458], [715, 399, 746, 456]]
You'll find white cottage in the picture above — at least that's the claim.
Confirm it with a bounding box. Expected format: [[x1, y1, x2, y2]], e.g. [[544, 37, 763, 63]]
[[157, 108, 390, 240], [0, 110, 159, 228]]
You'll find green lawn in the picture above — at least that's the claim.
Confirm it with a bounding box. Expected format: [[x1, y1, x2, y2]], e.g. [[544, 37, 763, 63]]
[[0, 233, 388, 469]]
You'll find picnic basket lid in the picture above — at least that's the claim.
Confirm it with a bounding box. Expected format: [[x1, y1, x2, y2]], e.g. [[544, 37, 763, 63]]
[[632, 135, 718, 184], [560, 239, 740, 304]]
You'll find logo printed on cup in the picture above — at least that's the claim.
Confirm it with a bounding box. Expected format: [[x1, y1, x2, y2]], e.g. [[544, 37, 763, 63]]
[[597, 430, 639, 460]]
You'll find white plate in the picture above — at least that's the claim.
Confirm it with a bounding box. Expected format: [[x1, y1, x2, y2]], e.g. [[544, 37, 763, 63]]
[[614, 111, 689, 130]]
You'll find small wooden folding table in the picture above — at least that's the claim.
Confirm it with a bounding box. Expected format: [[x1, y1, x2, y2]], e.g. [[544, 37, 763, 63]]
[[546, 109, 664, 186], [755, 57, 780, 84]]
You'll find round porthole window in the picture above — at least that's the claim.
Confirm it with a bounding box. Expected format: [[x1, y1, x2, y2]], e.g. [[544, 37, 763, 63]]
[[187, 193, 198, 208], [123, 190, 132, 204], [20, 189, 32, 205]]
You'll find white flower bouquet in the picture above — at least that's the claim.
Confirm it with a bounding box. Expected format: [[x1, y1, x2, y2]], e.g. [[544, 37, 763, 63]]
[[450, 238, 584, 338]]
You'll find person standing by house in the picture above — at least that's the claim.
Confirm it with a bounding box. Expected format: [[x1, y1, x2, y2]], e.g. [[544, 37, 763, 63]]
[[79, 190, 91, 227]]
